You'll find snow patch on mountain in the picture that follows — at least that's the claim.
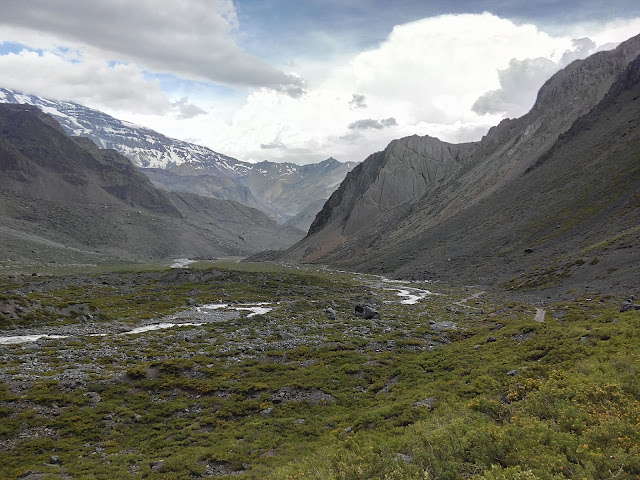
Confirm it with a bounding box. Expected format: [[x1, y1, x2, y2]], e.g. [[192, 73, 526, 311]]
[[0, 87, 252, 176]]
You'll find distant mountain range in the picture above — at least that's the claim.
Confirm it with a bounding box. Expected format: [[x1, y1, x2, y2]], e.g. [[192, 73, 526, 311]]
[[0, 104, 304, 265], [283, 34, 640, 293], [0, 88, 356, 230]]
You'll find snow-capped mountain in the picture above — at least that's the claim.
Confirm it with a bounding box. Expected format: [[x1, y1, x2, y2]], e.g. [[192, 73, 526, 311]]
[[0, 88, 357, 229], [0, 87, 251, 176]]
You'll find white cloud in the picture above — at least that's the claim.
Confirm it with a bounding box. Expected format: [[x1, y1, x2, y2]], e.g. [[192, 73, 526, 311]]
[[472, 37, 604, 118], [472, 57, 559, 117], [0, 0, 302, 93], [4, 10, 638, 166], [177, 13, 575, 163], [0, 49, 171, 114], [187, 13, 639, 164]]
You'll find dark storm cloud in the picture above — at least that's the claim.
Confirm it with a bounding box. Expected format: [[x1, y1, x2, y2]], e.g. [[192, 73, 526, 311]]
[[348, 117, 397, 130], [0, 0, 305, 95]]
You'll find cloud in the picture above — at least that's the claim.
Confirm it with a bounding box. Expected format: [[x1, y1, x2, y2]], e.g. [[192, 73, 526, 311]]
[[472, 36, 602, 117], [0, 49, 171, 114], [78, 13, 640, 166], [348, 119, 383, 130], [339, 131, 363, 142], [201, 13, 573, 164], [471, 57, 559, 117], [0, 0, 304, 94], [561, 37, 597, 65], [348, 117, 397, 130], [349, 93, 367, 109], [260, 141, 287, 149], [171, 97, 207, 120]]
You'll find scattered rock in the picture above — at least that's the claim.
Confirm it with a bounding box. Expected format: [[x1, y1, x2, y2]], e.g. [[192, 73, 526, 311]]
[[260, 449, 278, 458], [395, 453, 412, 463], [512, 331, 536, 342], [271, 387, 336, 405], [524, 248, 534, 254], [620, 302, 640, 312], [84, 392, 102, 404], [150, 460, 165, 472], [506, 369, 520, 376], [377, 375, 399, 394], [325, 307, 337, 320], [294, 418, 305, 424], [260, 407, 274, 416], [22, 343, 41, 352], [486, 336, 497, 343], [354, 304, 380, 319], [18, 472, 44, 480], [49, 455, 61, 465], [413, 397, 436, 409], [429, 320, 458, 332]]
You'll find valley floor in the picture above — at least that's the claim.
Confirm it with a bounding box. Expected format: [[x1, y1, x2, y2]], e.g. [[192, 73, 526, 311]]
[[0, 261, 638, 479]]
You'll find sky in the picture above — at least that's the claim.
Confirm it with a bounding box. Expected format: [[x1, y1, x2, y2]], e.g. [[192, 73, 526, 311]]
[[1, 1, 640, 165]]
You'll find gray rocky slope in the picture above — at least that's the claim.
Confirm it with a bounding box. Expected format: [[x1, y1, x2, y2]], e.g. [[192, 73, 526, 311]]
[[283, 34, 640, 292], [0, 104, 304, 265], [0, 88, 355, 227]]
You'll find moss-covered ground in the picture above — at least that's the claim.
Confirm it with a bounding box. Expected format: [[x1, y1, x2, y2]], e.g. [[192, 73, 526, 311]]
[[0, 261, 638, 479]]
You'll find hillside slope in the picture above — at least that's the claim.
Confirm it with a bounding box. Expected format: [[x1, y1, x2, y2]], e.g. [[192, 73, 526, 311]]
[[284, 35, 640, 292], [0, 104, 303, 265]]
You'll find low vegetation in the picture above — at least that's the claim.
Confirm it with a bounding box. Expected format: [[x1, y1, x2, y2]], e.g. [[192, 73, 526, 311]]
[[0, 262, 638, 479]]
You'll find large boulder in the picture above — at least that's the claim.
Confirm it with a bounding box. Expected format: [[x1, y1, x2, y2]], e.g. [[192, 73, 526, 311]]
[[354, 304, 380, 319]]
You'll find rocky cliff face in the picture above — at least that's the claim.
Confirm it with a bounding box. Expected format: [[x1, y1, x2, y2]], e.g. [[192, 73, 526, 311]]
[[0, 104, 304, 264], [309, 136, 476, 237], [284, 34, 640, 291]]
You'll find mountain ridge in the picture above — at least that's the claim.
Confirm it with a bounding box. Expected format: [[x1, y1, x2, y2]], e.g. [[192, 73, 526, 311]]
[[284, 33, 640, 292], [0, 88, 356, 228]]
